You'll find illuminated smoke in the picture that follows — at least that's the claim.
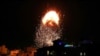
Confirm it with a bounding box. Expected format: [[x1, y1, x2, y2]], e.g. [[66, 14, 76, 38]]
[[35, 10, 61, 48]]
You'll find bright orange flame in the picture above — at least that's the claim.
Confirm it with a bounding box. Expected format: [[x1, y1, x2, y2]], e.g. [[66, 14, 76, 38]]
[[42, 10, 59, 26]]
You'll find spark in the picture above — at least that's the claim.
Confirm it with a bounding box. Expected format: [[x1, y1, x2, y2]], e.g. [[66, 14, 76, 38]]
[[35, 10, 61, 48]]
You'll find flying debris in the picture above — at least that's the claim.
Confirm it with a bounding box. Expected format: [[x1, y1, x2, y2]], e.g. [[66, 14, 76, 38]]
[[35, 10, 62, 48]]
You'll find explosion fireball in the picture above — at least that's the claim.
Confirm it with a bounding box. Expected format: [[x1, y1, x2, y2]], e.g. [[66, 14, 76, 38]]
[[42, 11, 59, 26], [35, 10, 61, 48]]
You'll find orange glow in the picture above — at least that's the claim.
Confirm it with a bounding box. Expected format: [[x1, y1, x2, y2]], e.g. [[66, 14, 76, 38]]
[[10, 50, 19, 56], [42, 10, 59, 26]]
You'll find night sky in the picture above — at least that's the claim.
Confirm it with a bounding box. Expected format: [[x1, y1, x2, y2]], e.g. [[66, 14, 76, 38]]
[[1, 1, 97, 49]]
